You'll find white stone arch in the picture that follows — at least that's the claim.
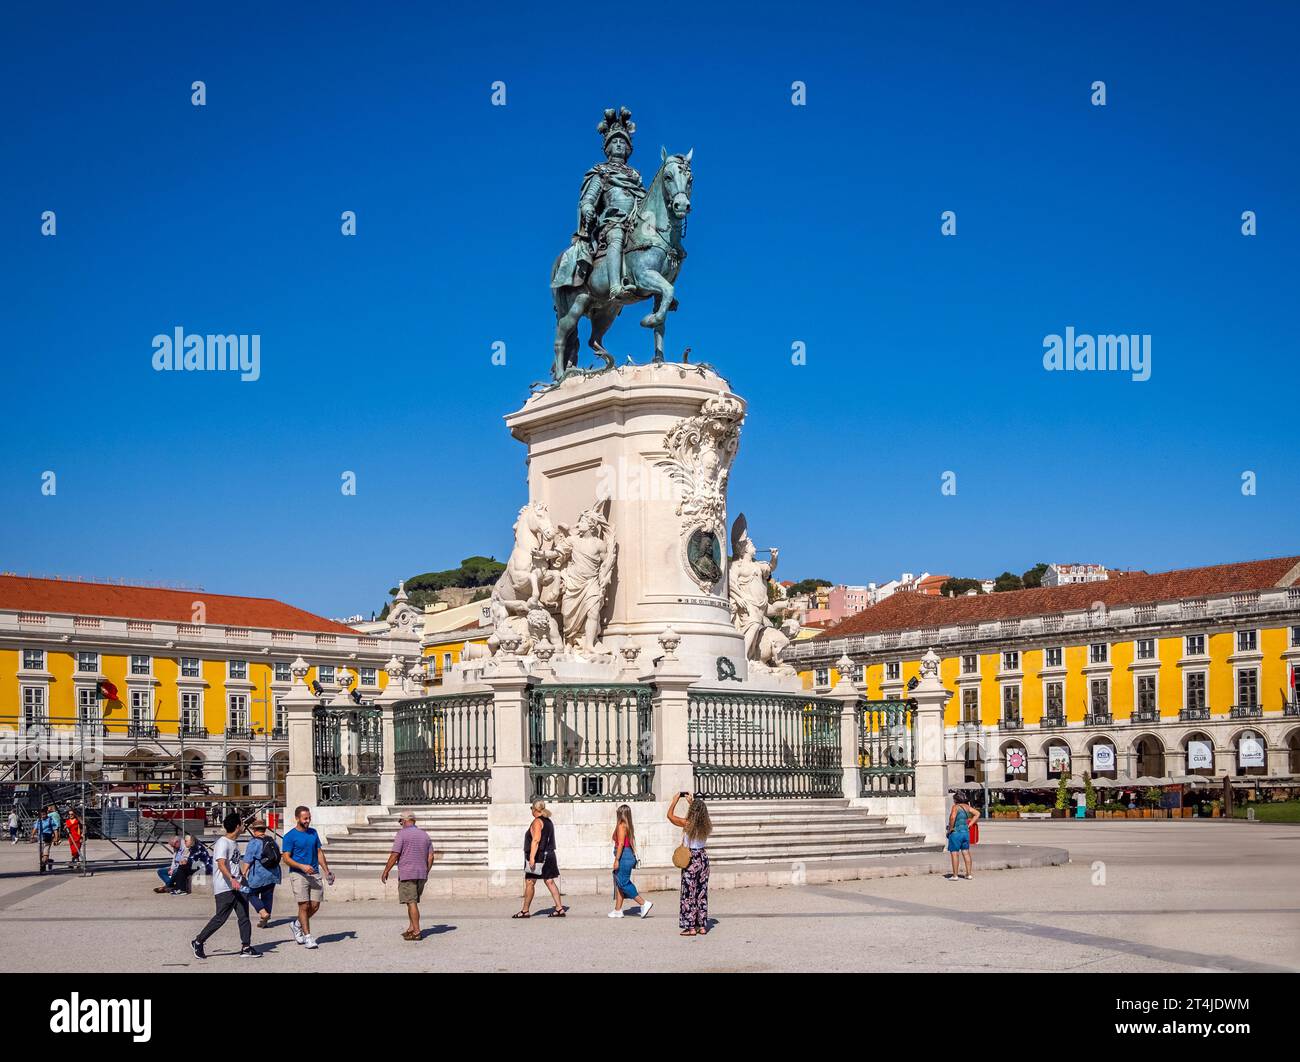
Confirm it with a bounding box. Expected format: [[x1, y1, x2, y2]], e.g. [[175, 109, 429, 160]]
[[1226, 725, 1268, 777], [1124, 730, 1167, 777], [1037, 735, 1073, 777], [1083, 733, 1120, 779], [1284, 726, 1300, 774], [997, 737, 1029, 783], [224, 748, 252, 798]]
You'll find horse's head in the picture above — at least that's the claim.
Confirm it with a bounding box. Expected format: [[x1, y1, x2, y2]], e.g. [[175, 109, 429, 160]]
[[660, 146, 693, 219], [513, 501, 555, 548]]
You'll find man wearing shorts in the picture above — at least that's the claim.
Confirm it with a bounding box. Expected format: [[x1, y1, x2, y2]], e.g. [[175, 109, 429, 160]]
[[280, 805, 333, 950], [380, 811, 434, 941]]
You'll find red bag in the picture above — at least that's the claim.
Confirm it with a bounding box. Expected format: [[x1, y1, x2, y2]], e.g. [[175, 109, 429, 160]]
[[969, 822, 980, 845]]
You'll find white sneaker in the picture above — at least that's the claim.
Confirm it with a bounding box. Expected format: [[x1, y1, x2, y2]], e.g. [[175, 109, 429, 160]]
[[291, 919, 305, 944], [607, 909, 624, 918], [303, 935, 319, 949], [640, 900, 654, 919]]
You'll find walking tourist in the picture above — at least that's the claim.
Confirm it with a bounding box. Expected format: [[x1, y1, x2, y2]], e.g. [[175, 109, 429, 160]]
[[514, 798, 564, 918], [380, 811, 434, 940], [63, 806, 83, 869], [944, 793, 980, 880], [608, 804, 652, 919], [8, 807, 18, 844], [667, 792, 712, 937], [32, 805, 59, 872], [240, 819, 281, 927], [190, 811, 259, 959], [281, 805, 333, 949]]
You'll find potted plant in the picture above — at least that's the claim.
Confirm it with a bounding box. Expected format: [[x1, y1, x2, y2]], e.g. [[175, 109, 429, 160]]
[[1210, 799, 1221, 818], [1084, 772, 1097, 818], [1053, 773, 1070, 818]]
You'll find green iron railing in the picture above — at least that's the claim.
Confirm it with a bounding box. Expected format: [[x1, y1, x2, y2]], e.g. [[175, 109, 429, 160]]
[[528, 684, 654, 802], [313, 704, 382, 806], [394, 691, 494, 804], [857, 698, 916, 796], [688, 689, 842, 799]]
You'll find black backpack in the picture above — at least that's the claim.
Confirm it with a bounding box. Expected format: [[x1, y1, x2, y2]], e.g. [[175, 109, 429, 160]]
[[258, 837, 281, 871]]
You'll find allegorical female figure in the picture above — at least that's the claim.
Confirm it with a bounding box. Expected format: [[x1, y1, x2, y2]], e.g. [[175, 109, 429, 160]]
[[559, 498, 617, 652]]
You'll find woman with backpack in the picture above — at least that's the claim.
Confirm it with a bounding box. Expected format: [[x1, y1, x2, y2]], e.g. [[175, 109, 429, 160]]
[[608, 804, 653, 919], [240, 819, 282, 927]]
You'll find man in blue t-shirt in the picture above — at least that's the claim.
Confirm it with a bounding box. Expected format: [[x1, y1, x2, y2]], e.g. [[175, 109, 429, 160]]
[[280, 805, 333, 950]]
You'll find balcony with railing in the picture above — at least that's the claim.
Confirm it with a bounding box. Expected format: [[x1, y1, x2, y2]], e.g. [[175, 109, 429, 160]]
[[1130, 707, 1161, 725], [1084, 711, 1112, 727], [1229, 704, 1262, 719], [127, 721, 159, 738], [998, 715, 1023, 731], [1040, 712, 1067, 729], [1285, 701, 1300, 718], [1179, 706, 1211, 722], [180, 723, 209, 739]]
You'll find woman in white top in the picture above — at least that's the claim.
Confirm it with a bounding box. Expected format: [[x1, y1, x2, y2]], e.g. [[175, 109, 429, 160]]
[[667, 792, 713, 937]]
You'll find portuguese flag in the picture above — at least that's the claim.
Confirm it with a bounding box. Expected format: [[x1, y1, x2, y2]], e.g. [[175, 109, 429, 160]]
[[98, 679, 123, 711]]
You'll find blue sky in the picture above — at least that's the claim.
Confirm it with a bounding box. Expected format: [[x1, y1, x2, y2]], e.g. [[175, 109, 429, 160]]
[[2, 1, 1297, 618]]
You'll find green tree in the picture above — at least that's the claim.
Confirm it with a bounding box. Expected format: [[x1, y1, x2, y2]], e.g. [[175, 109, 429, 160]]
[[993, 571, 1023, 593], [786, 578, 833, 597], [1084, 771, 1097, 811], [940, 577, 983, 597], [1021, 562, 1049, 589], [1055, 772, 1071, 811]]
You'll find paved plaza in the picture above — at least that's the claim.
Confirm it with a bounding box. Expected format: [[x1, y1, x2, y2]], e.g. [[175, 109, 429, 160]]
[[1, 820, 1297, 973]]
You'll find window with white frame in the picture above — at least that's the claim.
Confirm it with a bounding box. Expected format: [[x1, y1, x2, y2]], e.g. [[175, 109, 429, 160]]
[[317, 664, 335, 685], [130, 688, 151, 727], [359, 667, 377, 686], [180, 657, 201, 678], [885, 661, 901, 681], [1136, 638, 1156, 660], [22, 649, 45, 671], [274, 661, 291, 682], [1002, 685, 1021, 721], [1089, 643, 1108, 664], [1089, 678, 1109, 715], [1044, 647, 1063, 668], [1236, 668, 1258, 707], [22, 686, 46, 727], [130, 654, 151, 676], [1185, 634, 1206, 656], [180, 692, 202, 731], [1002, 650, 1019, 671], [442, 653, 453, 671], [76, 651, 99, 673], [1045, 681, 1064, 717], [1137, 674, 1157, 713], [961, 687, 979, 722], [228, 694, 248, 731], [961, 654, 977, 674], [851, 663, 864, 683], [274, 697, 286, 733], [1186, 672, 1207, 711], [77, 686, 99, 725], [1236, 629, 1258, 653], [1292, 625, 1300, 648], [814, 667, 829, 687], [228, 659, 248, 681]]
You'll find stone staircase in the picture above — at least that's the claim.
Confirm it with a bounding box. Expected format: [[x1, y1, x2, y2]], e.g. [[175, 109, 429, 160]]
[[705, 799, 940, 863], [323, 806, 489, 868]]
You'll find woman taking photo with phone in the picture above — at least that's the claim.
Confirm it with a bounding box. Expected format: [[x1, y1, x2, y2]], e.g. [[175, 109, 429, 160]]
[[667, 792, 713, 937], [609, 804, 653, 919]]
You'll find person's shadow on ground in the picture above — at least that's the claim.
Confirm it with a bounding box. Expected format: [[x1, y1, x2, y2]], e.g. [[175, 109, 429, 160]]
[[410, 924, 456, 939], [312, 930, 358, 945]]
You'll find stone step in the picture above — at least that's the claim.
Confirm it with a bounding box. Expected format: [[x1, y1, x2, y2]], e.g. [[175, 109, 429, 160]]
[[706, 799, 852, 812], [711, 837, 937, 858], [708, 813, 892, 829], [709, 824, 912, 843]]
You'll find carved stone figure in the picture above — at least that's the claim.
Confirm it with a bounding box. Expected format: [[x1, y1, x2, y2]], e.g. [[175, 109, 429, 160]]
[[557, 496, 617, 653], [551, 107, 693, 377], [656, 395, 745, 590], [727, 513, 800, 670], [489, 502, 559, 654]]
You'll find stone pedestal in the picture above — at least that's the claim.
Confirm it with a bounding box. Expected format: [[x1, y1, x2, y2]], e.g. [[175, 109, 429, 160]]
[[280, 658, 318, 821], [505, 362, 748, 680]]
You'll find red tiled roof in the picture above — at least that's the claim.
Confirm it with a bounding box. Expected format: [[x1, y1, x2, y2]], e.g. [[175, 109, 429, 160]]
[[0, 576, 356, 634], [816, 555, 1300, 640]]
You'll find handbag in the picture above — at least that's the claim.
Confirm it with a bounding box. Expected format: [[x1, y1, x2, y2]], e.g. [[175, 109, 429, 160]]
[[969, 821, 980, 845], [672, 843, 691, 869]]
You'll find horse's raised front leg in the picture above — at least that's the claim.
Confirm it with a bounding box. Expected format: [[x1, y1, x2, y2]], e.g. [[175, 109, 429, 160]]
[[587, 301, 620, 370], [635, 267, 674, 329]]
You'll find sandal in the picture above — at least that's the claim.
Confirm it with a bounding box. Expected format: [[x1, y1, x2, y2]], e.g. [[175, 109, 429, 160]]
[[680, 929, 697, 937], [402, 930, 420, 940], [548, 907, 566, 917], [511, 910, 530, 919]]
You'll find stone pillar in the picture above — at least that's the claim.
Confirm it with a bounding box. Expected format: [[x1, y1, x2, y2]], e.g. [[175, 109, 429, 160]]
[[651, 627, 700, 802], [482, 657, 534, 806], [829, 654, 861, 801], [281, 656, 318, 819], [910, 648, 952, 841], [374, 655, 407, 807]]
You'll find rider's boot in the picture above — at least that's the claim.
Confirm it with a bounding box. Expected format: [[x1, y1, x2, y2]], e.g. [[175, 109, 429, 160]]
[[607, 228, 631, 299]]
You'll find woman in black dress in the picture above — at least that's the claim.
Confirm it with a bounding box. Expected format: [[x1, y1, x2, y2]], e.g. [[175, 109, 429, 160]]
[[515, 799, 565, 918]]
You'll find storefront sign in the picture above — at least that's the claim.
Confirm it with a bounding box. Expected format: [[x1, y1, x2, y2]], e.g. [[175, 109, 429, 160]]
[[1092, 743, 1116, 772], [1048, 746, 1070, 773], [1005, 746, 1027, 776], [1187, 740, 1214, 770], [1238, 735, 1265, 769]]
